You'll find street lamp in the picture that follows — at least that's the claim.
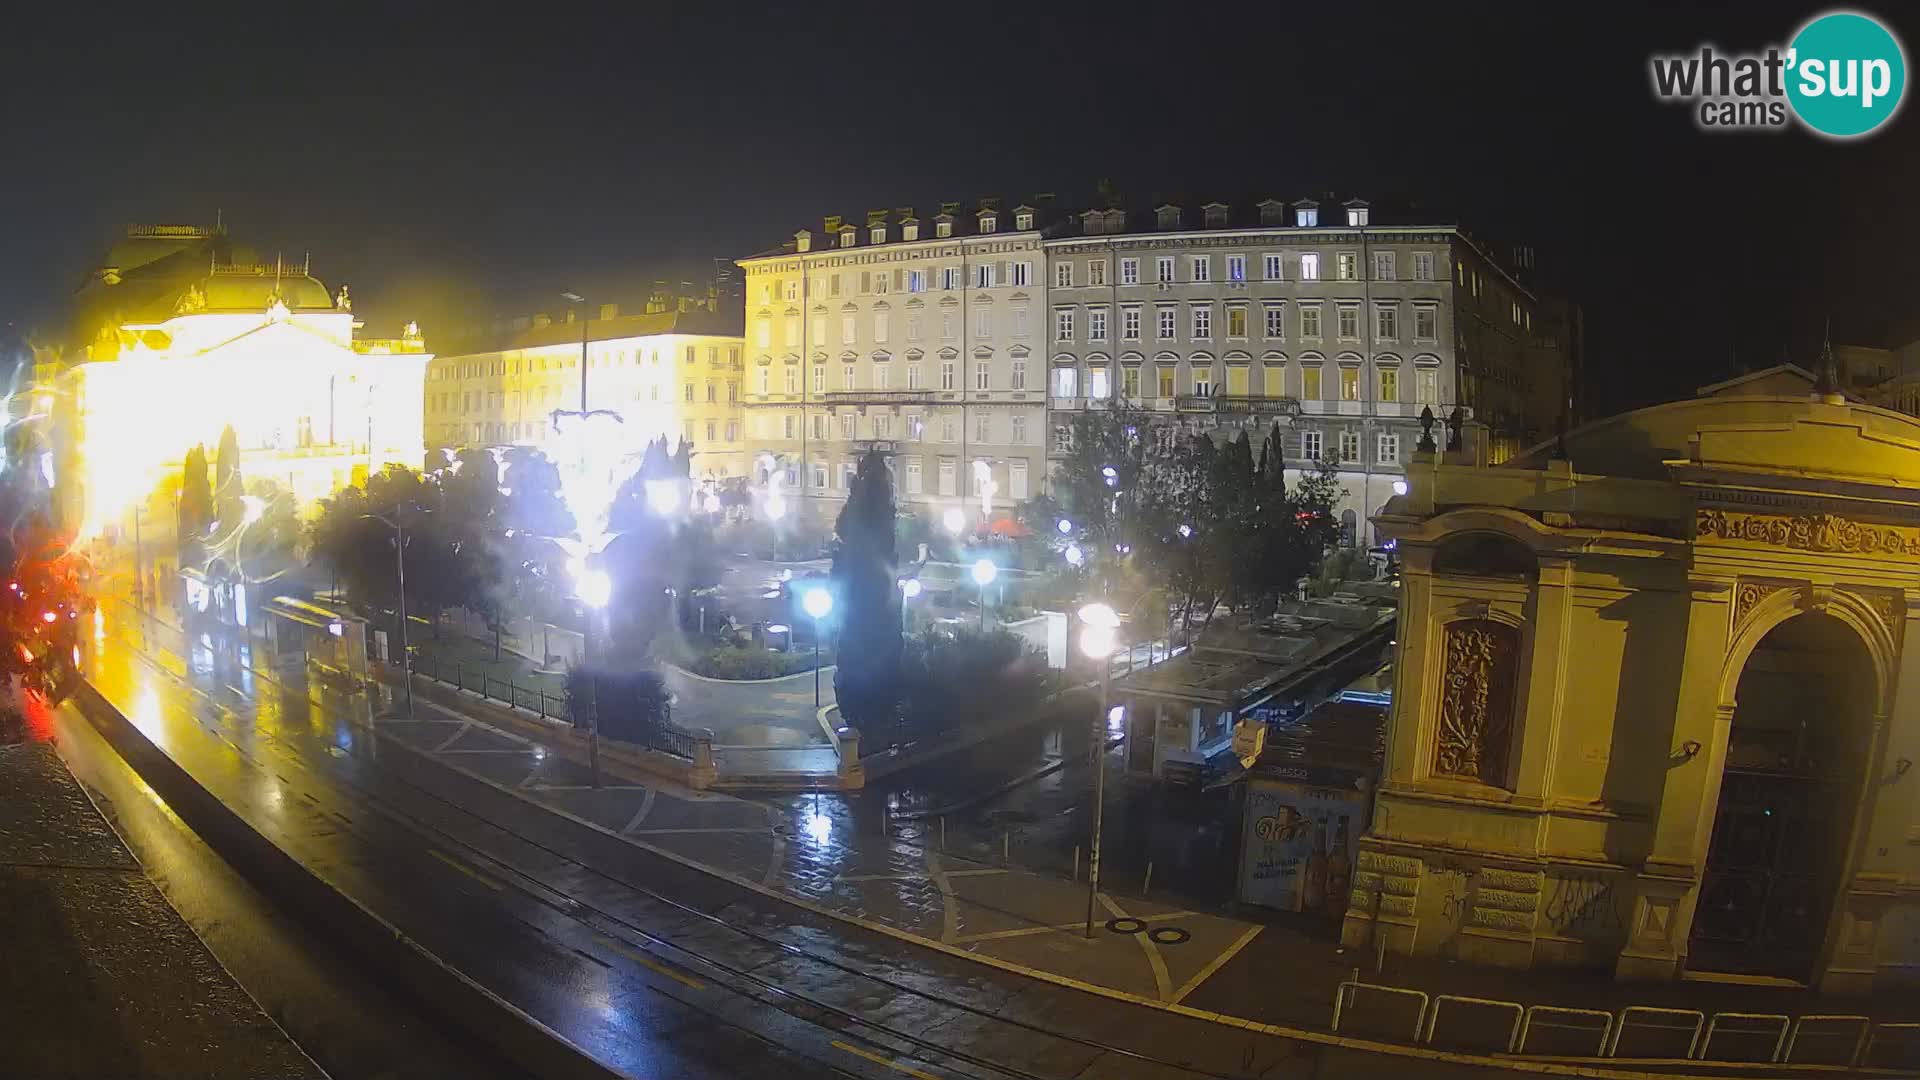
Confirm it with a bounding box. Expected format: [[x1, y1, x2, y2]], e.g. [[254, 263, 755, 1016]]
[[1078, 601, 1120, 938], [363, 509, 421, 721], [802, 586, 833, 708], [1057, 518, 1074, 535], [644, 478, 680, 516], [562, 291, 591, 412], [575, 565, 612, 788], [1392, 479, 1409, 496], [1064, 542, 1084, 567], [971, 558, 997, 631]]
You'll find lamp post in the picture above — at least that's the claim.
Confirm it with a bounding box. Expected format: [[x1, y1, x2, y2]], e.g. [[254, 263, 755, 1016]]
[[1078, 602, 1120, 938], [971, 558, 997, 631], [363, 509, 419, 721], [802, 586, 833, 708], [576, 566, 612, 788], [562, 291, 591, 412]]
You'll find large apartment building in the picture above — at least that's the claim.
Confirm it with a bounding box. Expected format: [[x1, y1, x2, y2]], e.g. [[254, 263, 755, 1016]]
[[736, 202, 1050, 515], [741, 194, 1577, 540], [1045, 197, 1572, 544], [427, 297, 748, 481]]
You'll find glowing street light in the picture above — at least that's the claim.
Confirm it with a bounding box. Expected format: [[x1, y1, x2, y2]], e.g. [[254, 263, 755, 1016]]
[[899, 577, 923, 599], [942, 506, 966, 535], [644, 479, 681, 516], [1057, 518, 1073, 535], [576, 568, 613, 609], [1077, 601, 1121, 939], [1392, 479, 1409, 496], [971, 558, 997, 631], [1064, 543, 1084, 567], [240, 495, 265, 526], [765, 491, 788, 521], [802, 586, 833, 708]]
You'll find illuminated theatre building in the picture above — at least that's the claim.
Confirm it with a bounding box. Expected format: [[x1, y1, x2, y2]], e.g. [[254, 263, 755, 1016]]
[[52, 225, 428, 538]]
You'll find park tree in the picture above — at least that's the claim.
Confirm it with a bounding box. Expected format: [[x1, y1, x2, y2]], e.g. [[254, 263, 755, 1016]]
[[213, 425, 244, 537], [831, 448, 902, 736], [1053, 401, 1151, 555], [177, 444, 212, 568]]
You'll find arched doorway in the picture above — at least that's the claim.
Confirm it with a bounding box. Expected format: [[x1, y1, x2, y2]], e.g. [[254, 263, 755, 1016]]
[[1689, 612, 1876, 981]]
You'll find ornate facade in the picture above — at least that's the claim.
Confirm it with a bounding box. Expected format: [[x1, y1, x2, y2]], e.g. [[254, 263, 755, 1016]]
[[1349, 370, 1920, 991]]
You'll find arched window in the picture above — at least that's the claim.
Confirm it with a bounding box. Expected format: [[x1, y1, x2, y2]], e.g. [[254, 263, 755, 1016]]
[[1433, 532, 1536, 580], [1434, 618, 1520, 786], [1339, 508, 1358, 546]]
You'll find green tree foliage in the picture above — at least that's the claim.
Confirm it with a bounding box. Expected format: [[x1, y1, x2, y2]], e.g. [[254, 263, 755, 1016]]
[[213, 425, 244, 538], [1054, 401, 1151, 554], [500, 447, 574, 539], [177, 444, 212, 568], [831, 448, 902, 735], [306, 464, 501, 629], [597, 437, 717, 659], [897, 626, 1050, 740]]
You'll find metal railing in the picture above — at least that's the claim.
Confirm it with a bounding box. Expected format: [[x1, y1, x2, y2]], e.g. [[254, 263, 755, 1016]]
[[410, 649, 697, 760]]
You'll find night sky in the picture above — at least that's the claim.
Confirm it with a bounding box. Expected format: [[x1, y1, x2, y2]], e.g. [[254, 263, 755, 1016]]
[[2, 2, 1914, 417]]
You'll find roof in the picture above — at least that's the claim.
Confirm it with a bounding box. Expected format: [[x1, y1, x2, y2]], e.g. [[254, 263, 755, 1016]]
[[435, 307, 744, 357], [1115, 600, 1394, 707]]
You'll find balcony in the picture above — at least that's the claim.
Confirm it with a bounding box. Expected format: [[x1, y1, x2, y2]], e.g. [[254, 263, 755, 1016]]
[[821, 390, 935, 405], [1213, 394, 1304, 417]]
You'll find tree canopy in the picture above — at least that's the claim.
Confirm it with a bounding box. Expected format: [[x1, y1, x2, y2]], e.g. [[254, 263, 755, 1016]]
[[831, 448, 903, 735]]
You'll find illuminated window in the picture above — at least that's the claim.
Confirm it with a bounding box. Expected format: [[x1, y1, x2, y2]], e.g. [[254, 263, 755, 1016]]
[[1227, 255, 1246, 282], [1054, 367, 1077, 398], [1227, 305, 1248, 339], [1298, 206, 1319, 227], [1088, 367, 1110, 399], [1300, 252, 1321, 281], [1122, 366, 1140, 397], [1340, 367, 1360, 401], [1416, 368, 1438, 404], [1347, 206, 1370, 226], [1380, 367, 1399, 402], [1157, 366, 1175, 398], [1303, 365, 1323, 400]]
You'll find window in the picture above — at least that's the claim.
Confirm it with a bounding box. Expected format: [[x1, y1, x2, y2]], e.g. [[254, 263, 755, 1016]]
[[839, 461, 857, 489], [1088, 367, 1110, 399], [1337, 306, 1360, 341], [1416, 368, 1438, 405], [1347, 206, 1370, 226], [1011, 308, 1028, 337], [1156, 256, 1175, 283], [729, 380, 739, 402], [1227, 305, 1248, 339], [1336, 252, 1357, 281], [1122, 306, 1141, 341], [1414, 305, 1438, 342], [874, 365, 889, 391], [1157, 366, 1175, 398], [756, 367, 769, 394], [874, 414, 890, 438], [1301, 429, 1323, 460], [1012, 261, 1031, 286], [1340, 367, 1360, 401], [1192, 305, 1212, 339], [908, 362, 922, 389], [756, 321, 771, 348], [980, 215, 997, 234], [1303, 366, 1323, 400], [1053, 423, 1073, 452], [1300, 304, 1323, 340], [975, 414, 990, 443], [976, 361, 991, 390], [875, 311, 891, 342], [1227, 255, 1246, 282], [940, 415, 957, 442], [810, 460, 827, 487], [1010, 460, 1029, 499], [1413, 252, 1435, 281], [905, 458, 923, 493], [941, 267, 960, 290], [941, 312, 956, 340], [838, 315, 854, 344], [707, 382, 717, 403], [1088, 260, 1106, 286], [1190, 256, 1210, 282], [842, 363, 856, 389], [1300, 252, 1321, 281], [971, 458, 991, 494], [1339, 430, 1360, 462], [1120, 258, 1139, 285], [1378, 432, 1400, 464], [1089, 307, 1108, 342], [683, 381, 695, 403], [811, 365, 825, 394], [1373, 252, 1395, 281], [811, 413, 825, 440], [841, 413, 856, 440], [938, 458, 956, 494], [975, 310, 993, 338], [1054, 367, 1077, 398], [1264, 303, 1285, 340], [907, 314, 922, 341], [1055, 262, 1074, 288], [1380, 367, 1399, 402], [1055, 308, 1075, 342], [1010, 414, 1028, 444], [726, 420, 738, 442], [1157, 306, 1177, 339], [706, 420, 717, 442], [975, 264, 995, 288], [1512, 301, 1524, 325], [1122, 366, 1140, 397], [1375, 305, 1398, 341], [908, 270, 925, 292], [1298, 206, 1319, 227], [1015, 211, 1033, 230], [941, 361, 956, 390], [785, 414, 796, 439], [937, 219, 953, 239], [1192, 368, 1213, 397], [1010, 358, 1027, 389], [1263, 253, 1283, 281]]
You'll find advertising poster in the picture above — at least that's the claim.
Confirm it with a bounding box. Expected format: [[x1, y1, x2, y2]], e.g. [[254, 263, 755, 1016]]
[[1239, 773, 1371, 915]]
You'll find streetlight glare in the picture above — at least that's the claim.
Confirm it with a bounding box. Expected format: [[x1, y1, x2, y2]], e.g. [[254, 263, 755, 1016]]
[[577, 568, 613, 608], [899, 578, 923, 599], [942, 507, 966, 535], [970, 559, 997, 587], [240, 495, 265, 525], [1078, 602, 1119, 629], [1080, 625, 1116, 660], [1392, 479, 1409, 496], [1064, 543, 1084, 567], [765, 492, 788, 520], [802, 586, 834, 620], [1057, 518, 1073, 535], [644, 479, 680, 516]]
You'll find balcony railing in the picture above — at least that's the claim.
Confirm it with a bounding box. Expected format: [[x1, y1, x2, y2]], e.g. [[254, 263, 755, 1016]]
[[821, 390, 936, 405]]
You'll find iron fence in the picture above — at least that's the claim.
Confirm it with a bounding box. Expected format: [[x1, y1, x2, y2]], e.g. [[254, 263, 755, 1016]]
[[410, 649, 697, 760]]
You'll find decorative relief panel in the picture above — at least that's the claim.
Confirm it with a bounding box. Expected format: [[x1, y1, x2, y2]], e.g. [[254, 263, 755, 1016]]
[[1847, 587, 1905, 644], [1349, 850, 1421, 920], [1698, 509, 1920, 560], [1734, 580, 1791, 629], [1433, 619, 1520, 785]]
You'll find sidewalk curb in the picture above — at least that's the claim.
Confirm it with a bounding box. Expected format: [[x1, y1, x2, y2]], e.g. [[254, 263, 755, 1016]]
[[667, 661, 836, 687], [70, 679, 632, 1080]]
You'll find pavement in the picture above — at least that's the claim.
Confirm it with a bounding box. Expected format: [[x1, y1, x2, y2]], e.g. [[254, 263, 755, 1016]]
[[0, 705, 324, 1080]]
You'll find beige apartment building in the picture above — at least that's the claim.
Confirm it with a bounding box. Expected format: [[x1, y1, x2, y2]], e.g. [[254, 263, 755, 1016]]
[[1044, 198, 1574, 547], [737, 201, 1050, 519], [426, 303, 747, 481]]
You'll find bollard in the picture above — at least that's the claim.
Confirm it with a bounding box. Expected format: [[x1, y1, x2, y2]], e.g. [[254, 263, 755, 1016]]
[[881, 812, 888, 838], [1143, 861, 1154, 897], [940, 817, 946, 850], [1072, 845, 1080, 882], [1003, 831, 1009, 865]]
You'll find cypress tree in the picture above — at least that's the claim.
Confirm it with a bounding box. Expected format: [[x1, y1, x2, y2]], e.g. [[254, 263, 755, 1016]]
[[831, 448, 902, 736]]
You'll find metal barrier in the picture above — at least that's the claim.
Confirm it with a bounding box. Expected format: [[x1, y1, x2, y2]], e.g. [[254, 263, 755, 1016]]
[[1422, 994, 1523, 1054], [1865, 1022, 1920, 1070], [1783, 1014, 1870, 1067], [1605, 1006, 1705, 1060], [1331, 981, 1429, 1042], [412, 651, 568, 722], [1699, 1011, 1789, 1063], [1517, 1005, 1613, 1058]]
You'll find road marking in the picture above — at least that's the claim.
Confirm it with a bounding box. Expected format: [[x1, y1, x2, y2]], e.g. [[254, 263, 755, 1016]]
[[1099, 894, 1170, 1001], [622, 789, 657, 833], [951, 908, 1192, 945], [604, 941, 707, 991], [829, 1040, 941, 1080], [1171, 923, 1263, 1005], [630, 826, 768, 834], [432, 723, 472, 751], [428, 849, 503, 891]]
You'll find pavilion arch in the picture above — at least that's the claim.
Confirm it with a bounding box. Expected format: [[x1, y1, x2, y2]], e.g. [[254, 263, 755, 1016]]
[[1716, 584, 1897, 719]]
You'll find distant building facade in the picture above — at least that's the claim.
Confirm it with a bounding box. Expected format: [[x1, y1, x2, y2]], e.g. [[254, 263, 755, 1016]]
[[428, 293, 747, 482], [736, 202, 1050, 515]]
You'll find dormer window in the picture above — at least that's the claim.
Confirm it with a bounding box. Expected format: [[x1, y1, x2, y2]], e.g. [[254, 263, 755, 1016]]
[[1015, 210, 1034, 230], [795, 229, 812, 253], [902, 221, 920, 242], [979, 213, 998, 234], [839, 228, 857, 248], [1346, 204, 1370, 226], [1203, 203, 1229, 228], [935, 218, 953, 238], [1295, 203, 1320, 228], [1156, 205, 1181, 229], [871, 225, 887, 244], [1258, 200, 1286, 226]]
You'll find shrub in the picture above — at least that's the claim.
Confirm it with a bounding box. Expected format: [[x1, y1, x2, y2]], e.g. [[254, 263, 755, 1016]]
[[564, 665, 672, 742], [896, 626, 1050, 738], [685, 645, 829, 681]]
